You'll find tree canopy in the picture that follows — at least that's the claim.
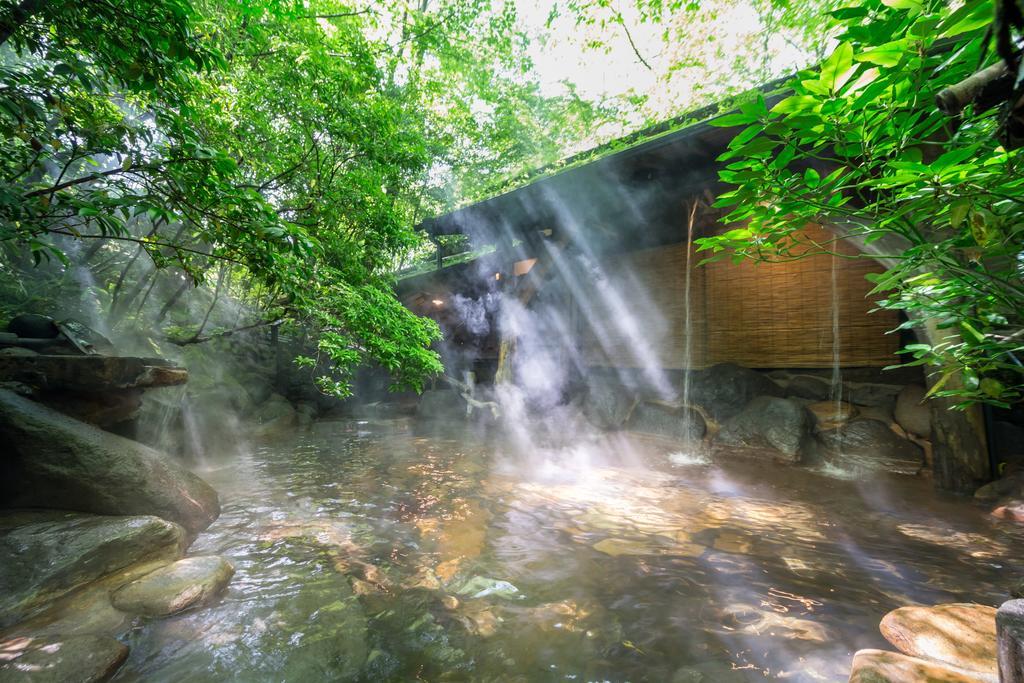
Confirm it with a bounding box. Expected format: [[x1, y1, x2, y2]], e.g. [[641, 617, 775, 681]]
[[700, 0, 1023, 408]]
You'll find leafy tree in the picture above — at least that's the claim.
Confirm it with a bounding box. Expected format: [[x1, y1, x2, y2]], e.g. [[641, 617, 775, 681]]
[[0, 0, 612, 395], [701, 0, 1023, 409]]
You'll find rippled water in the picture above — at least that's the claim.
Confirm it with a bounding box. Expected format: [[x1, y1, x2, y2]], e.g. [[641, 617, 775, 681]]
[[114, 418, 1024, 682]]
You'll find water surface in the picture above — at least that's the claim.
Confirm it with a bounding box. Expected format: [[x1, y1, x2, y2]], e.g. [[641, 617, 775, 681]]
[[115, 418, 1023, 682]]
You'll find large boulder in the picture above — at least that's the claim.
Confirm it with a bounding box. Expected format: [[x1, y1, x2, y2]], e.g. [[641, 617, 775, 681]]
[[848, 649, 990, 682], [785, 374, 833, 402], [715, 396, 812, 463], [880, 603, 998, 675], [819, 418, 924, 475], [111, 555, 234, 617], [691, 363, 784, 421], [845, 381, 903, 408], [0, 390, 219, 538], [0, 511, 185, 628], [894, 384, 930, 437], [626, 401, 705, 442], [0, 634, 128, 683], [251, 392, 297, 438]]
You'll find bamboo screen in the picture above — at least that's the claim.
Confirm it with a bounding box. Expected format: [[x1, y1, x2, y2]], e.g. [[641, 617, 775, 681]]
[[579, 243, 706, 369], [579, 224, 899, 369]]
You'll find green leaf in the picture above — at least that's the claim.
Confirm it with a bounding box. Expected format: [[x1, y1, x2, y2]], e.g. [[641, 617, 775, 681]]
[[820, 42, 854, 91], [881, 0, 924, 15]]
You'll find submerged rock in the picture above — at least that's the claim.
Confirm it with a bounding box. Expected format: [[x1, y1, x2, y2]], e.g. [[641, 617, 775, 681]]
[[715, 396, 812, 462], [111, 556, 235, 617], [0, 511, 184, 628], [0, 390, 219, 538], [453, 576, 520, 600], [0, 634, 128, 683], [879, 603, 998, 675], [690, 363, 784, 421], [819, 418, 923, 475], [848, 649, 990, 682], [894, 384, 930, 437]]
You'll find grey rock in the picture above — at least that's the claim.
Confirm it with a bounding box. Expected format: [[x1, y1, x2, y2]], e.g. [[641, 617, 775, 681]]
[[0, 511, 184, 628], [691, 363, 784, 421], [417, 389, 468, 421], [0, 390, 220, 538], [845, 381, 902, 408], [0, 634, 128, 683], [975, 471, 1024, 503], [716, 396, 813, 463], [997, 599, 1024, 682], [785, 374, 833, 401], [894, 384, 930, 437], [582, 377, 635, 429], [111, 555, 234, 617], [120, 572, 368, 681], [251, 392, 297, 437], [627, 401, 705, 442], [819, 418, 924, 475]]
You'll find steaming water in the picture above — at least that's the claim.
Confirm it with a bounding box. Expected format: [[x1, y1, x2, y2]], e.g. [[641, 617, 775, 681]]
[[114, 419, 1023, 682]]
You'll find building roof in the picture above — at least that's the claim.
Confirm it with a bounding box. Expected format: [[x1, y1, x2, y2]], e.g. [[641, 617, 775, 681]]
[[415, 80, 788, 255]]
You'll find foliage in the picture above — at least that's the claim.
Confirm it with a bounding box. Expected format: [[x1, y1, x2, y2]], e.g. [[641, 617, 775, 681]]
[[0, 0, 613, 395], [701, 0, 1024, 408]]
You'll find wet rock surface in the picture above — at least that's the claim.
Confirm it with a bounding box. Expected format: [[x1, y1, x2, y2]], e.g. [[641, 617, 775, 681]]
[[715, 396, 812, 462], [997, 599, 1024, 682], [626, 401, 704, 442], [0, 511, 184, 629], [582, 377, 635, 429], [690, 363, 783, 421], [784, 374, 833, 401], [879, 603, 998, 674], [111, 556, 235, 617], [819, 418, 923, 474], [894, 384, 930, 437], [251, 392, 297, 438], [807, 400, 858, 429], [0, 390, 219, 537], [848, 649, 990, 682], [0, 634, 128, 683]]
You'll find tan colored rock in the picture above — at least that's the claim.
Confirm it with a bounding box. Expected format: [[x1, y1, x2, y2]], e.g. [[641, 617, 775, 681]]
[[992, 501, 1024, 523], [0, 634, 128, 683], [848, 649, 991, 682], [879, 603, 998, 674], [808, 401, 858, 429], [111, 556, 234, 617]]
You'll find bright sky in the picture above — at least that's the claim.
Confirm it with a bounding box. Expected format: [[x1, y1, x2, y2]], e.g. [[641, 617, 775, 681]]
[[514, 0, 825, 143]]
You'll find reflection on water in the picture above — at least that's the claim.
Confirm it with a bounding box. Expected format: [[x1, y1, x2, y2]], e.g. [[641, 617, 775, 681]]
[[114, 419, 1023, 682]]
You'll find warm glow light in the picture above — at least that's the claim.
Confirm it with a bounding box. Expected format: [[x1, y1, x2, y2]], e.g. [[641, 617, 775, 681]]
[[432, 299, 444, 306], [495, 272, 501, 281]]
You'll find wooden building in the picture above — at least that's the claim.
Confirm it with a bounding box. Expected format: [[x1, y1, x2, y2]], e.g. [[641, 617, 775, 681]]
[[399, 103, 900, 377]]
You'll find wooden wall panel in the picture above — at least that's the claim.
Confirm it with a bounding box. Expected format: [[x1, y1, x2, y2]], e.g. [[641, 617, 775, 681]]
[[579, 224, 900, 369]]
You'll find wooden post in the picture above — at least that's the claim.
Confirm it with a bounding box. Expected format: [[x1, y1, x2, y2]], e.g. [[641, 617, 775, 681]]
[[998, 599, 1024, 683]]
